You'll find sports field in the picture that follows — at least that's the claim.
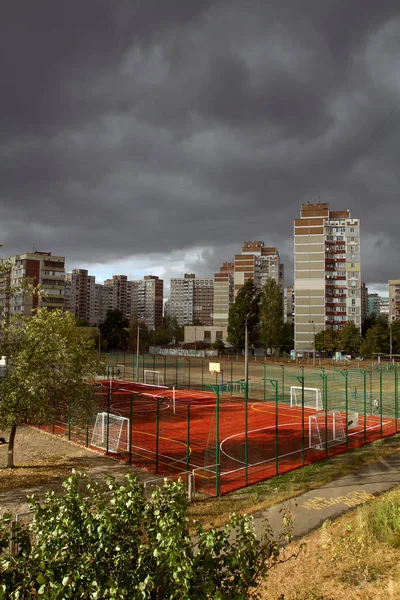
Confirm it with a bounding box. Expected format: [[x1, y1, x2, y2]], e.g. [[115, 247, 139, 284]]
[[83, 378, 393, 496]]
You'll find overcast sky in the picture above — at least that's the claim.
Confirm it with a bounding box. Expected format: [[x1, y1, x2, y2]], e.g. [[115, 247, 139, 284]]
[[1, 1, 400, 296]]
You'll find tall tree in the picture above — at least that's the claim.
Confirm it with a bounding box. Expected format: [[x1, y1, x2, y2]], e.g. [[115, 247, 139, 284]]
[[314, 328, 339, 354], [227, 279, 260, 349], [99, 309, 129, 350], [339, 321, 362, 355], [260, 278, 284, 355], [360, 323, 389, 357], [0, 309, 101, 467]]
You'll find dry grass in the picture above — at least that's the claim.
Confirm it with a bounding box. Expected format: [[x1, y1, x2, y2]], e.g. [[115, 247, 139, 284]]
[[258, 489, 400, 600]]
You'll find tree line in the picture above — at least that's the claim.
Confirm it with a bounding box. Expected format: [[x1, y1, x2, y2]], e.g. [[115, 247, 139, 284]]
[[227, 278, 293, 355]]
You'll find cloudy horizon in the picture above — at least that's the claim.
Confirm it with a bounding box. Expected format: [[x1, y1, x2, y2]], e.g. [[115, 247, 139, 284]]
[[2, 1, 400, 297]]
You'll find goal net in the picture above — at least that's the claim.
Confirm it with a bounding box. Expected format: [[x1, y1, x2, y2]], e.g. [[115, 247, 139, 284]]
[[91, 412, 129, 453], [290, 386, 323, 411], [106, 364, 126, 379], [144, 370, 165, 386], [309, 411, 344, 450], [308, 410, 359, 450]]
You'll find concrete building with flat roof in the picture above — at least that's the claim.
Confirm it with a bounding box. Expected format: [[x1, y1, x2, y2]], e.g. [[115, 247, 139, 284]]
[[294, 203, 361, 353], [0, 251, 65, 317]]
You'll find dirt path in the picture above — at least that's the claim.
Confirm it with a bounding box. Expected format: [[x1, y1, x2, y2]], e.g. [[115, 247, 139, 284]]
[[0, 425, 156, 515]]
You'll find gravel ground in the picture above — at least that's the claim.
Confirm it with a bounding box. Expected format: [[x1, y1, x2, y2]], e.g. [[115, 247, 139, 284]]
[[0, 425, 155, 515]]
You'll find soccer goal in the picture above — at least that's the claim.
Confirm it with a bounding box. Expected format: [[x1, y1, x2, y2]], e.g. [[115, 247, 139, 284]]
[[143, 370, 165, 386], [106, 364, 126, 379], [290, 386, 323, 411], [309, 410, 347, 450], [91, 412, 129, 453]]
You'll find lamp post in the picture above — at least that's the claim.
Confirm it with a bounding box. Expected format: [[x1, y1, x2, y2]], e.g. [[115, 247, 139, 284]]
[[309, 320, 316, 366]]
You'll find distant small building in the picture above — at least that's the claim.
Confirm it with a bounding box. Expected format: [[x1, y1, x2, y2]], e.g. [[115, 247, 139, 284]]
[[184, 325, 228, 345]]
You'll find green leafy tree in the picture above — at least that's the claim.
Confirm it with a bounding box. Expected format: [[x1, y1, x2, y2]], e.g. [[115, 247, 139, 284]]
[[260, 278, 284, 355], [150, 327, 172, 346], [314, 328, 339, 354], [0, 309, 101, 468], [228, 279, 260, 349], [279, 322, 294, 352], [129, 319, 151, 352], [0, 472, 293, 599], [164, 315, 184, 343], [100, 309, 129, 350], [338, 321, 362, 355], [360, 323, 389, 357], [390, 319, 400, 355]]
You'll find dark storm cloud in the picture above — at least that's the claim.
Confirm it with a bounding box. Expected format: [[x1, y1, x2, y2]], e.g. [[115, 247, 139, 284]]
[[1, 0, 400, 288]]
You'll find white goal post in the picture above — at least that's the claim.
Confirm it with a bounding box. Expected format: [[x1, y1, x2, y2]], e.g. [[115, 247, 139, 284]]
[[91, 412, 129, 453], [309, 410, 359, 451], [290, 386, 323, 411], [143, 370, 165, 386], [106, 364, 126, 379]]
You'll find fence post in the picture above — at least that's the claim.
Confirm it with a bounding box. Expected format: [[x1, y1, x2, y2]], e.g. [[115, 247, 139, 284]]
[[338, 370, 349, 450], [395, 366, 398, 432], [129, 395, 133, 464], [263, 365, 266, 401], [318, 371, 328, 457], [155, 398, 160, 473], [293, 368, 305, 465], [268, 379, 279, 475], [380, 367, 383, 437], [106, 383, 111, 455], [280, 365, 285, 403], [186, 404, 190, 473], [215, 387, 220, 495]]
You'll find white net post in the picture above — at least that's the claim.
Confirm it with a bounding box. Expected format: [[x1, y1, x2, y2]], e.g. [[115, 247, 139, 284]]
[[91, 412, 130, 453], [290, 386, 323, 410], [143, 370, 165, 386]]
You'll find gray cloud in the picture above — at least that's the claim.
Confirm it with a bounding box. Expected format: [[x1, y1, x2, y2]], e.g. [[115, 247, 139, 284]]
[[1, 0, 400, 291]]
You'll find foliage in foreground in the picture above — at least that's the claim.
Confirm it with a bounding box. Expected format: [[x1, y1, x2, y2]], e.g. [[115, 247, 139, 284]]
[[0, 309, 102, 467], [0, 473, 292, 599]]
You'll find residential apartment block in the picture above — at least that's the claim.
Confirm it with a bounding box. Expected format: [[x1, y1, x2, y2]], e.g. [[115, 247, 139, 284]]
[[131, 275, 163, 331], [294, 203, 361, 352], [389, 280, 400, 322], [368, 293, 381, 317], [213, 262, 234, 328], [234, 242, 284, 297], [169, 274, 214, 326], [64, 269, 96, 324], [0, 251, 65, 317]]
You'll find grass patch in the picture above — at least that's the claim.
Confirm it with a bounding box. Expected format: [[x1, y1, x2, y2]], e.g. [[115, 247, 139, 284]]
[[359, 488, 400, 547]]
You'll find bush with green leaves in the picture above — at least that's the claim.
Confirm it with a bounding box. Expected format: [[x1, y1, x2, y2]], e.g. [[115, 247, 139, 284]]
[[0, 472, 292, 599]]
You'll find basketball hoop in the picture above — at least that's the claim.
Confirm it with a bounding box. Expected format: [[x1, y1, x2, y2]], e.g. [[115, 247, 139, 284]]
[[209, 362, 221, 374]]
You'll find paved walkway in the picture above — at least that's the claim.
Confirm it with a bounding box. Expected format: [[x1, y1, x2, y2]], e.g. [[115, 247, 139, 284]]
[[251, 451, 400, 540]]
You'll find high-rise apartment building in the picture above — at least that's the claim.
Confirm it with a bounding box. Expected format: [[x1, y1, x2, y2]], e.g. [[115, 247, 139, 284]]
[[368, 293, 381, 316], [213, 262, 234, 328], [234, 242, 284, 297], [294, 203, 361, 352], [104, 275, 130, 320], [389, 280, 400, 322], [286, 285, 295, 325], [131, 275, 163, 330], [0, 251, 65, 317], [64, 269, 97, 324], [169, 274, 214, 326]]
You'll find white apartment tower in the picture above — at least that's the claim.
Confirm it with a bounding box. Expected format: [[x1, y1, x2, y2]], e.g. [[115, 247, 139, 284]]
[[169, 274, 214, 326], [294, 203, 361, 352]]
